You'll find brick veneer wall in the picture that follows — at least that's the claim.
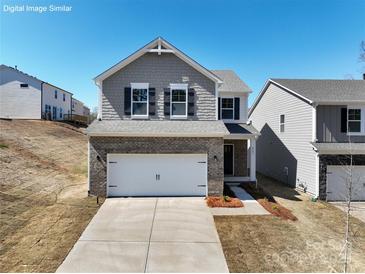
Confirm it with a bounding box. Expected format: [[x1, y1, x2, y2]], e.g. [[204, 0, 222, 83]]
[[89, 136, 224, 197], [318, 154, 365, 200], [224, 139, 248, 176]]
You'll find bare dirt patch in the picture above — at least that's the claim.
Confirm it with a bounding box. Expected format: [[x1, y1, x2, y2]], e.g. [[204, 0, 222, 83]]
[[215, 174, 365, 272], [0, 120, 102, 272]]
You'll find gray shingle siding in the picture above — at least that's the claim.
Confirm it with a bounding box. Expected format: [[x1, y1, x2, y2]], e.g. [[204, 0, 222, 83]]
[[316, 105, 365, 143], [102, 53, 216, 120]]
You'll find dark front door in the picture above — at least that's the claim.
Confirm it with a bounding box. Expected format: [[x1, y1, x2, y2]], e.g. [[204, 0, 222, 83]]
[[224, 144, 234, 175]]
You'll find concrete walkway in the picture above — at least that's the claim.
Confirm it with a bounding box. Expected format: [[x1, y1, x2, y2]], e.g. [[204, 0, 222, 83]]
[[57, 197, 228, 273], [210, 186, 270, 216]]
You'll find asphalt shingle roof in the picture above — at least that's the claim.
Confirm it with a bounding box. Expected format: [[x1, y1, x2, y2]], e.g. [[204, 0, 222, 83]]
[[225, 123, 260, 135], [211, 70, 252, 93], [271, 79, 365, 103], [87, 120, 229, 137]]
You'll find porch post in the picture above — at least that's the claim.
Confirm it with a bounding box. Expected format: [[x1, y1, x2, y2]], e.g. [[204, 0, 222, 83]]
[[249, 137, 256, 181]]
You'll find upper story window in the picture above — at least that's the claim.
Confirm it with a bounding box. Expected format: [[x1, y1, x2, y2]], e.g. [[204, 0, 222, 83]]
[[20, 83, 29, 88], [280, 114, 285, 133], [63, 93, 66, 101], [131, 83, 149, 117], [221, 98, 234, 120], [54, 90, 58, 99], [170, 84, 188, 119], [348, 108, 362, 133]]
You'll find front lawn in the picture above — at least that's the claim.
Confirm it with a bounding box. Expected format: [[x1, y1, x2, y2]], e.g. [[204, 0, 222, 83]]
[[215, 174, 365, 273]]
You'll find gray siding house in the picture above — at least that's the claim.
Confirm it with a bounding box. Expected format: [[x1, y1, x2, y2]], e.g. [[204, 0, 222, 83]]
[[249, 78, 365, 201], [87, 37, 259, 197]]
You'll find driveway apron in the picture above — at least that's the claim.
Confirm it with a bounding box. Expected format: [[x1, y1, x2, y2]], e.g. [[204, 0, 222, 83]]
[[56, 197, 228, 273]]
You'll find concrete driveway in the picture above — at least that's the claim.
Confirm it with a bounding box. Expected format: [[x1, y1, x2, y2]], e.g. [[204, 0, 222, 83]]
[[57, 197, 228, 273]]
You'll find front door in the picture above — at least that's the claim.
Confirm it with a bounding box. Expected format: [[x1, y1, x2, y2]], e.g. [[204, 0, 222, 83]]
[[224, 144, 234, 175]]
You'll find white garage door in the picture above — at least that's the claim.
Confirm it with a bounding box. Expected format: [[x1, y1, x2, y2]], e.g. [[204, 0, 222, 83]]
[[327, 165, 365, 201], [107, 154, 207, 197]]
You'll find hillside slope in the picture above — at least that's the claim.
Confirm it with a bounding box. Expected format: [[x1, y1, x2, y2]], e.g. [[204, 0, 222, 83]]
[[0, 120, 101, 272]]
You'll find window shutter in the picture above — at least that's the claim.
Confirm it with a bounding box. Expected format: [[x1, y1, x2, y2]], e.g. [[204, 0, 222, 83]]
[[341, 107, 347, 133], [164, 88, 170, 116], [234, 97, 240, 120], [149, 88, 156, 115], [218, 97, 221, 120], [124, 87, 131, 115], [188, 88, 195, 116]]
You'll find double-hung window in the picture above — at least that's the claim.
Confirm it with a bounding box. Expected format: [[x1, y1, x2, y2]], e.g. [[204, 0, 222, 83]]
[[221, 98, 234, 120], [131, 83, 149, 117], [54, 90, 58, 99], [170, 84, 188, 118], [348, 107, 362, 134], [63, 93, 66, 101]]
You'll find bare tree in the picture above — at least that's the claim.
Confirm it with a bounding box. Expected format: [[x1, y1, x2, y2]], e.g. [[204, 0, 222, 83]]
[[360, 41, 365, 63]]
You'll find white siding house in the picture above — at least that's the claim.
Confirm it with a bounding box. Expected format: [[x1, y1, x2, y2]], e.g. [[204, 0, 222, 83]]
[[71, 98, 85, 116], [249, 81, 318, 196], [0, 65, 42, 119], [0, 64, 76, 121], [42, 82, 72, 120]]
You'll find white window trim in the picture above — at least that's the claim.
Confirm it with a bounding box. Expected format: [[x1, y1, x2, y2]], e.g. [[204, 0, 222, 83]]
[[347, 106, 365, 136], [280, 114, 285, 133], [131, 83, 149, 119], [170, 83, 188, 119], [221, 97, 235, 122]]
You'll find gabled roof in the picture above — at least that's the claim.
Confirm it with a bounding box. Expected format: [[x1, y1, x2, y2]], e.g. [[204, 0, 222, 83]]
[[87, 120, 229, 137], [1, 64, 73, 95], [249, 78, 365, 116], [272, 79, 365, 103], [211, 70, 252, 93], [94, 37, 223, 85]]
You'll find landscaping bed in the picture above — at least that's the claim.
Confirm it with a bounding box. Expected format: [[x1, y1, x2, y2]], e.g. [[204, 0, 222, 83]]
[[242, 182, 297, 221], [206, 196, 243, 208]]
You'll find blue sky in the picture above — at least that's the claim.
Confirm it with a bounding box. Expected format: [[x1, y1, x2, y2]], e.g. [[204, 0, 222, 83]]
[[1, 0, 364, 109]]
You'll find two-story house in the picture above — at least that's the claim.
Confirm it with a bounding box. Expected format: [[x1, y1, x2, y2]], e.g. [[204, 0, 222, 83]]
[[0, 64, 73, 120], [249, 78, 365, 201], [87, 37, 259, 197]]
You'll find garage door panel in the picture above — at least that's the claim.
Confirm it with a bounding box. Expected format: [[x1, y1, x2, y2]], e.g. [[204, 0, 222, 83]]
[[107, 154, 207, 197], [327, 165, 365, 201]]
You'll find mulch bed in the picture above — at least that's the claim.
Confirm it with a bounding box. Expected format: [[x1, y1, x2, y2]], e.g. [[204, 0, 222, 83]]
[[242, 183, 297, 221], [206, 196, 244, 208]]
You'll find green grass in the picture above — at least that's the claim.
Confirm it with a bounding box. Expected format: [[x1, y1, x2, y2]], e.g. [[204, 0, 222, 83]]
[[0, 143, 9, 149]]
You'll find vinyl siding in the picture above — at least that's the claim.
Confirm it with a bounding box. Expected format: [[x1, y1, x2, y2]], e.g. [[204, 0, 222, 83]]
[[249, 83, 318, 195], [42, 83, 72, 120], [218, 92, 249, 123], [102, 53, 216, 120], [317, 105, 365, 143], [0, 66, 42, 119]]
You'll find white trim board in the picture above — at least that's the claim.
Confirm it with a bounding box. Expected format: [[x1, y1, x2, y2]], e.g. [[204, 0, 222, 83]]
[[94, 37, 223, 85]]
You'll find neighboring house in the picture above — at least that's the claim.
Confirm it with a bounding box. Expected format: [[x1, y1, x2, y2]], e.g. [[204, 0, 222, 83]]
[[83, 105, 90, 117], [71, 97, 85, 116], [42, 82, 72, 120], [87, 37, 259, 197], [0, 64, 73, 120], [249, 78, 365, 201]]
